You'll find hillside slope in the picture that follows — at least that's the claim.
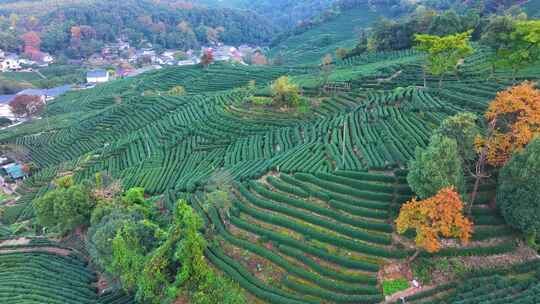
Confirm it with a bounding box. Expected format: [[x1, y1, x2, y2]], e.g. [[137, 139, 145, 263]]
[[269, 2, 378, 65], [1, 44, 540, 303]]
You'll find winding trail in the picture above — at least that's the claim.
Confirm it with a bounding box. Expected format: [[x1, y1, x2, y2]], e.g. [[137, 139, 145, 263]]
[[0, 237, 71, 256]]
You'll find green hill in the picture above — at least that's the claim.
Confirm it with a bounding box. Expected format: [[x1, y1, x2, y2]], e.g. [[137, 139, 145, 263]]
[[1, 41, 540, 303], [0, 0, 277, 56], [269, 3, 378, 65]]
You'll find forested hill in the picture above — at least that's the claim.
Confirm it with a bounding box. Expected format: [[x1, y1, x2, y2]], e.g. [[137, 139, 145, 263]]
[[191, 0, 337, 30], [0, 0, 277, 57]]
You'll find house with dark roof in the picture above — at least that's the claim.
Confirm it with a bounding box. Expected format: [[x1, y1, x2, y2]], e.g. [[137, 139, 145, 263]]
[[16, 85, 71, 102], [1, 163, 26, 180], [86, 70, 110, 83]]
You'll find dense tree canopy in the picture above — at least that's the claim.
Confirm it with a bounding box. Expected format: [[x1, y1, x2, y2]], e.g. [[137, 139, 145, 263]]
[[481, 81, 540, 166], [435, 112, 481, 164], [407, 135, 465, 199], [9, 94, 44, 118], [415, 30, 474, 86], [34, 180, 95, 235], [396, 187, 473, 254], [271, 76, 301, 107], [497, 138, 540, 240]]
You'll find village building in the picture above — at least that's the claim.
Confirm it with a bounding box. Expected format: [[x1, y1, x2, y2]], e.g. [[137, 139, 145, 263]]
[[177, 58, 199, 66], [0, 54, 21, 72], [86, 70, 110, 83], [0, 95, 16, 121], [1, 163, 26, 180], [16, 85, 71, 103]]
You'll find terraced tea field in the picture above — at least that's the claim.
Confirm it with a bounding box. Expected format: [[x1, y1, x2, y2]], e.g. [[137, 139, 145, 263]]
[[1, 46, 540, 303], [0, 238, 135, 304], [269, 4, 378, 65]]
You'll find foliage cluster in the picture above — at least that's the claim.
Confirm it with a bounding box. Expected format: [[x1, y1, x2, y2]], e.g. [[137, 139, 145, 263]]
[[497, 138, 540, 243], [415, 30, 474, 86], [482, 81, 540, 166], [34, 175, 95, 235], [407, 135, 465, 200], [271, 76, 301, 107], [396, 187, 473, 254]]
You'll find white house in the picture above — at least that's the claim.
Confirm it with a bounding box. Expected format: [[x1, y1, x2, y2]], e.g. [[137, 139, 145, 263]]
[[0, 54, 21, 72], [213, 46, 232, 61], [86, 70, 110, 83], [42, 53, 54, 64], [18, 58, 36, 66], [177, 58, 199, 66], [0, 95, 16, 121]]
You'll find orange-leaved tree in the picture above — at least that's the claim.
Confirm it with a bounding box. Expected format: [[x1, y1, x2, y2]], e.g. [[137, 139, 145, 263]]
[[478, 81, 540, 167], [396, 187, 473, 261]]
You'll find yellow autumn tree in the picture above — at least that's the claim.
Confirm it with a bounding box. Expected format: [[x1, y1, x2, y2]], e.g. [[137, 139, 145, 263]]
[[481, 81, 540, 167], [396, 187, 473, 259]]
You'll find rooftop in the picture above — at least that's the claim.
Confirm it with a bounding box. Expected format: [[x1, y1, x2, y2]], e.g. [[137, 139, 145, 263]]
[[16, 85, 71, 98], [87, 70, 108, 78], [2, 163, 25, 180]]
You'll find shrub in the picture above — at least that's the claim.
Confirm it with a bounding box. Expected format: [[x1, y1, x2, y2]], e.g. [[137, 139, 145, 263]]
[[168, 86, 186, 96], [34, 183, 95, 235], [271, 76, 301, 107]]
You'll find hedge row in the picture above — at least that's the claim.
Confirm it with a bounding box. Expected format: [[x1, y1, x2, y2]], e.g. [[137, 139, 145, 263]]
[[233, 198, 400, 258], [401, 282, 457, 302], [236, 188, 391, 245], [245, 182, 392, 233], [277, 245, 378, 285], [294, 173, 393, 202], [218, 225, 379, 295], [228, 215, 381, 271], [472, 226, 516, 241], [334, 170, 396, 183], [280, 174, 332, 201], [206, 246, 316, 304], [324, 191, 391, 211], [314, 172, 395, 194], [282, 276, 384, 304], [267, 176, 309, 198], [473, 215, 506, 226], [420, 240, 517, 258], [328, 199, 388, 220], [98, 290, 135, 304]]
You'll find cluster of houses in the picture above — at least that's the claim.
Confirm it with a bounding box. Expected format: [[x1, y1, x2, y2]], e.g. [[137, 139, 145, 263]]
[[88, 40, 259, 69], [0, 50, 54, 72], [0, 40, 265, 125]]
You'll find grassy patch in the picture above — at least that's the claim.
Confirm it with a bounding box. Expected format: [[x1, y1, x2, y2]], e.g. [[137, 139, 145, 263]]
[[382, 278, 409, 296]]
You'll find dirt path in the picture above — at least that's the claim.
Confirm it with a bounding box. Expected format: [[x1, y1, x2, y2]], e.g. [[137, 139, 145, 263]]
[[0, 237, 71, 256], [0, 246, 71, 256], [0, 238, 30, 247], [385, 285, 435, 303]]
